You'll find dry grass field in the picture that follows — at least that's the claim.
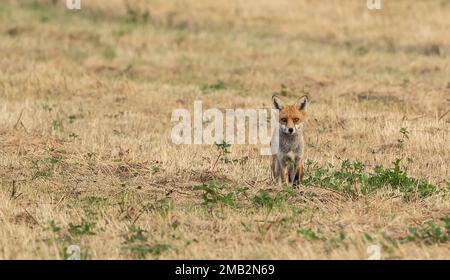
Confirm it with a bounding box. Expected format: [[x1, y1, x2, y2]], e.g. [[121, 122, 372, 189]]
[[0, 0, 449, 259]]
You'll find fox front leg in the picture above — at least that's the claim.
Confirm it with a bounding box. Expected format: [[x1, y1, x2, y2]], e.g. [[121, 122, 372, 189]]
[[280, 164, 289, 186], [288, 164, 297, 187], [271, 156, 280, 184], [296, 160, 304, 184]]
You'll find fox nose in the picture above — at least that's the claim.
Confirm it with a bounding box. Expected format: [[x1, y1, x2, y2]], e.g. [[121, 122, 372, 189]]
[[288, 128, 294, 133]]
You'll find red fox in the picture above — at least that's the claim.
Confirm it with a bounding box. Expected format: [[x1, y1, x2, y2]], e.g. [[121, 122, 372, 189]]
[[271, 94, 308, 187]]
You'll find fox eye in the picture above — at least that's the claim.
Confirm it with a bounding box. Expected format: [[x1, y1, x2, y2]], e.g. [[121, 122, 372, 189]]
[[280, 118, 287, 123], [293, 118, 300, 123]]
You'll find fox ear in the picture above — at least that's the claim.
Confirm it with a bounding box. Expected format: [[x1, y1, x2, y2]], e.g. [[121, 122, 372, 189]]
[[272, 95, 285, 110], [297, 95, 308, 111]]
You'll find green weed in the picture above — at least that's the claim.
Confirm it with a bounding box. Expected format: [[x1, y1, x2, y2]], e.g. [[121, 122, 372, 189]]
[[252, 187, 295, 209], [396, 127, 410, 149], [31, 149, 64, 179], [68, 220, 96, 237], [123, 225, 171, 259], [125, 4, 150, 25], [405, 217, 449, 245], [202, 80, 226, 92], [297, 228, 325, 241], [194, 180, 237, 208], [303, 158, 437, 198]]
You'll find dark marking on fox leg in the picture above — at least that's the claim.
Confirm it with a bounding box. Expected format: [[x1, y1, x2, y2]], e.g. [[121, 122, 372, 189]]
[[293, 160, 303, 187], [288, 163, 298, 187]]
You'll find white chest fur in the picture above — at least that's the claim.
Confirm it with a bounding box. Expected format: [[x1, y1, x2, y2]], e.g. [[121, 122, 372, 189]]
[[286, 151, 296, 160]]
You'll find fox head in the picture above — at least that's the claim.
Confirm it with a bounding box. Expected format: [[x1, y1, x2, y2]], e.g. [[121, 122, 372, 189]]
[[272, 94, 308, 135]]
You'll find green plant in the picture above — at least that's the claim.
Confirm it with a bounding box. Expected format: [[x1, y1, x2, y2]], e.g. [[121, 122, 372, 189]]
[[355, 46, 369, 56], [68, 132, 79, 140], [124, 225, 148, 244], [123, 225, 170, 259], [210, 140, 232, 171], [125, 5, 150, 25], [47, 220, 92, 260], [30, 149, 64, 179], [29, 0, 56, 23], [303, 158, 437, 198], [201, 80, 226, 92], [113, 129, 126, 137], [396, 127, 410, 148], [363, 159, 436, 197], [302, 160, 361, 197], [297, 228, 325, 241], [252, 191, 274, 209], [150, 198, 174, 217], [194, 180, 237, 207], [252, 187, 294, 209], [68, 115, 77, 124], [296, 228, 347, 251], [83, 196, 109, 218], [360, 217, 449, 249], [68, 220, 96, 237], [51, 119, 63, 131], [103, 46, 116, 60], [325, 231, 347, 250], [405, 217, 449, 245], [49, 220, 61, 233]]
